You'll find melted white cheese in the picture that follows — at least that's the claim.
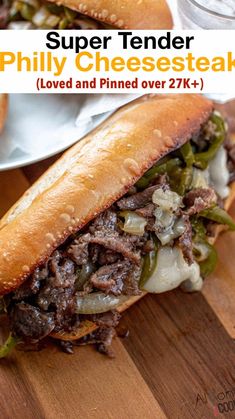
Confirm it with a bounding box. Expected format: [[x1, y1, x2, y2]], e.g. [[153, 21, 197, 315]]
[[155, 214, 185, 246], [142, 246, 203, 294], [209, 146, 230, 199]]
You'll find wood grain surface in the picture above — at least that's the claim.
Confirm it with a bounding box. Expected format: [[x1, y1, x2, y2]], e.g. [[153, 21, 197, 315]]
[[0, 102, 235, 418]]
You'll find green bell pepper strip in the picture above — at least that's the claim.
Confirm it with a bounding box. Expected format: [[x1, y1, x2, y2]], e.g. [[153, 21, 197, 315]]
[[20, 3, 35, 20], [0, 334, 17, 359], [192, 218, 217, 277], [194, 113, 226, 170], [191, 217, 207, 239], [46, 3, 64, 14], [59, 17, 69, 29], [64, 7, 77, 21], [180, 142, 195, 167], [200, 206, 235, 230], [135, 158, 181, 189], [139, 237, 159, 289], [193, 240, 218, 278], [199, 243, 218, 277], [177, 166, 193, 196]]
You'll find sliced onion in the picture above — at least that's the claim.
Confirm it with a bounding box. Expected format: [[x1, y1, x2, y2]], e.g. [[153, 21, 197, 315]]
[[44, 14, 60, 28], [8, 21, 34, 29], [32, 6, 50, 26], [120, 211, 147, 236], [152, 188, 182, 212], [75, 292, 130, 314]]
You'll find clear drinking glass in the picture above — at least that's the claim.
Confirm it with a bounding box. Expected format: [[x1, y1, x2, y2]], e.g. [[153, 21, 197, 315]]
[[177, 0, 235, 29]]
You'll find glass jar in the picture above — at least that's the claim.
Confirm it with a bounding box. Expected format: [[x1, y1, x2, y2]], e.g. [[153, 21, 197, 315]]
[[177, 0, 235, 29]]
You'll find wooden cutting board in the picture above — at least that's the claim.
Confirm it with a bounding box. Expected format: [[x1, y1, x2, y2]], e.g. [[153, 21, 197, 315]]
[[0, 138, 235, 418]]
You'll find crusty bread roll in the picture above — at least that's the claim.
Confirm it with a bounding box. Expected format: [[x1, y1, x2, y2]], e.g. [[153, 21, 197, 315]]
[[0, 94, 212, 295], [0, 94, 8, 134], [47, 0, 173, 29]]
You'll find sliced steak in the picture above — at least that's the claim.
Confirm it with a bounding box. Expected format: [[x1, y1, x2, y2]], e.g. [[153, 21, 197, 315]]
[[122, 264, 142, 295], [89, 260, 132, 295], [89, 232, 141, 264], [136, 203, 155, 218], [13, 266, 48, 300], [117, 186, 159, 210], [60, 340, 74, 354], [37, 282, 74, 311], [76, 326, 116, 357], [86, 310, 121, 328], [10, 303, 55, 340], [49, 252, 77, 288], [89, 209, 118, 233], [94, 327, 116, 357], [98, 249, 120, 265], [67, 234, 90, 265], [136, 204, 156, 233], [178, 216, 194, 265], [36, 253, 77, 329], [183, 188, 217, 216], [225, 140, 235, 182]]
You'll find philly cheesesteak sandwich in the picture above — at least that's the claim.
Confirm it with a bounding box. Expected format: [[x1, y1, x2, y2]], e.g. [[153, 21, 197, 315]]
[[0, 94, 235, 357]]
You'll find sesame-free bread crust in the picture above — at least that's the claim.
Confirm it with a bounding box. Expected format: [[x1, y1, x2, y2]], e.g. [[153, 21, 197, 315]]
[[47, 0, 173, 29], [0, 94, 212, 295]]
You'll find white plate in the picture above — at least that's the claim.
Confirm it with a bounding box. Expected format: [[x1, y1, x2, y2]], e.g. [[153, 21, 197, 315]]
[[0, 93, 142, 171], [1, 91, 232, 172], [0, 94, 86, 171]]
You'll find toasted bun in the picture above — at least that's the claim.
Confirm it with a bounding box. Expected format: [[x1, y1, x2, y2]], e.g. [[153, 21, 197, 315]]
[[47, 0, 173, 29], [0, 94, 8, 134], [0, 94, 212, 295]]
